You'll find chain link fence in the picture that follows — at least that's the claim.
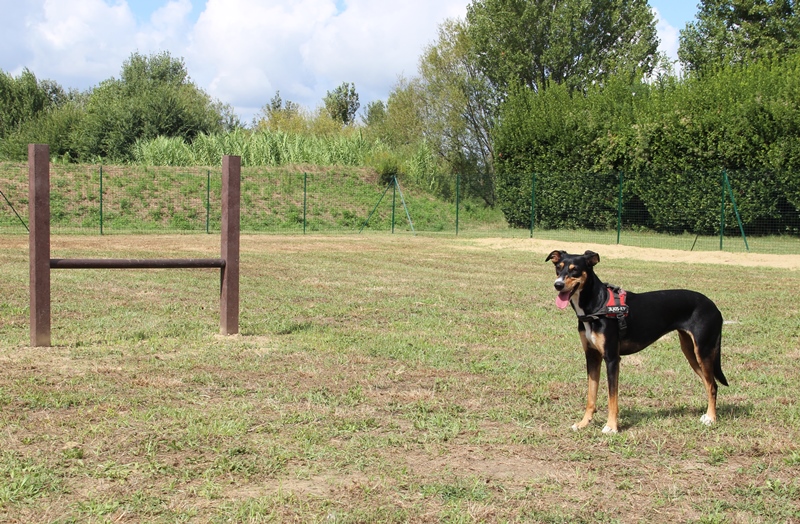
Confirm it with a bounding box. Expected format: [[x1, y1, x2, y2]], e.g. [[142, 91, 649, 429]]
[[1, 163, 799, 253]]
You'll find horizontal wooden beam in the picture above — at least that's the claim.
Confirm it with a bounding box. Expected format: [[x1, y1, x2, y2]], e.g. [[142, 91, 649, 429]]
[[50, 258, 225, 269]]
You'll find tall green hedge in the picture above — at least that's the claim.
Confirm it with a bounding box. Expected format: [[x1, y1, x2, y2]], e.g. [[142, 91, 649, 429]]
[[494, 54, 800, 234]]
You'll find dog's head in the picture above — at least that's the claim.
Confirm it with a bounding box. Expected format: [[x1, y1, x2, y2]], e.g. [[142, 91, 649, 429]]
[[545, 250, 600, 309]]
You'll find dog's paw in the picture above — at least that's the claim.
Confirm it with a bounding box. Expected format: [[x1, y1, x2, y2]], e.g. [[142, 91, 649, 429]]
[[602, 425, 618, 434], [700, 414, 715, 426], [571, 424, 579, 431]]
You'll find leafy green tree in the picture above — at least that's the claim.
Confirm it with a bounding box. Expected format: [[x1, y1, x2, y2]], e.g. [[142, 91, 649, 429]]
[[361, 100, 387, 128], [76, 51, 226, 162], [254, 90, 301, 130], [324, 82, 360, 125], [381, 77, 426, 148], [465, 0, 660, 94], [0, 68, 66, 139], [418, 19, 496, 204], [679, 0, 800, 74]]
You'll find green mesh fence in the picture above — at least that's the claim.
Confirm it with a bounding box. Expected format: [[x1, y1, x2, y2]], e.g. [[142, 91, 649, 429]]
[[526, 170, 799, 253], [1, 162, 798, 253]]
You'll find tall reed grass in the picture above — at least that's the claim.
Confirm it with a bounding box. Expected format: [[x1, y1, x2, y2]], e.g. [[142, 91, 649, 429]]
[[131, 129, 442, 193]]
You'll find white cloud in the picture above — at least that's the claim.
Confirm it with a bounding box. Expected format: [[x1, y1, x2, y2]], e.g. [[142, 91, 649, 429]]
[[136, 0, 195, 50], [0, 0, 467, 122], [26, 0, 136, 82], [186, 0, 469, 121], [2, 1, 692, 122]]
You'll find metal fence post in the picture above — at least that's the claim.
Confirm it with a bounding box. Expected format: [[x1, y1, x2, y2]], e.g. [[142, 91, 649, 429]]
[[206, 170, 211, 234], [99, 164, 104, 235], [391, 176, 397, 234], [724, 170, 750, 251], [530, 173, 536, 238], [455, 173, 460, 236], [720, 170, 725, 250], [617, 171, 623, 244], [303, 172, 307, 234]]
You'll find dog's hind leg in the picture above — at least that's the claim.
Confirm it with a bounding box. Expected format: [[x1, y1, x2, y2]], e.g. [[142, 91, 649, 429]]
[[679, 330, 703, 377], [679, 330, 718, 426]]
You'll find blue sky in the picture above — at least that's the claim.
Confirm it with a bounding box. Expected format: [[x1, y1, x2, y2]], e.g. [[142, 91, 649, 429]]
[[1, 0, 701, 124], [651, 0, 699, 28]]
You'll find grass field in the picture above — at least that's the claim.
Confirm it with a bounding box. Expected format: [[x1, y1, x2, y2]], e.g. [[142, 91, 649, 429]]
[[1, 234, 799, 523]]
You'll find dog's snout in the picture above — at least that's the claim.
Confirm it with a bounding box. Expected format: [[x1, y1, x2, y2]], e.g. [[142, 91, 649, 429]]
[[554, 280, 565, 291]]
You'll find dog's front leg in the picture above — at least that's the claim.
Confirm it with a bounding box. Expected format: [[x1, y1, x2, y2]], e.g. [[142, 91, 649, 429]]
[[573, 341, 602, 431]]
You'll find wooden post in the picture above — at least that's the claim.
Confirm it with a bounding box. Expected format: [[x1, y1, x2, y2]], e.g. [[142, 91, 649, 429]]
[[220, 155, 240, 335], [29, 144, 51, 347]]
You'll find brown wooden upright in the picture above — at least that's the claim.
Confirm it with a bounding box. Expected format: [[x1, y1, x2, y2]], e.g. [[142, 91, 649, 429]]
[[220, 155, 241, 335], [29, 144, 51, 347]]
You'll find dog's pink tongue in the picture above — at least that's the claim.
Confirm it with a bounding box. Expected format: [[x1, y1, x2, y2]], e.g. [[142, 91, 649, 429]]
[[556, 292, 571, 309]]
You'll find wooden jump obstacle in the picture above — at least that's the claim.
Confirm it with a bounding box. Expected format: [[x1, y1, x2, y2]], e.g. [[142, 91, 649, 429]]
[[29, 144, 240, 346]]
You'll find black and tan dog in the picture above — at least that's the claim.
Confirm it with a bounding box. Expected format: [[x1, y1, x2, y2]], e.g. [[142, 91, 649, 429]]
[[546, 250, 728, 433]]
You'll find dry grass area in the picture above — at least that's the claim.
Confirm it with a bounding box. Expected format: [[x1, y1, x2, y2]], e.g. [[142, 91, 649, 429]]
[[1, 234, 799, 522]]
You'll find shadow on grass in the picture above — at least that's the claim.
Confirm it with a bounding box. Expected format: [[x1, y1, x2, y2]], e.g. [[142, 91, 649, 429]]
[[620, 401, 754, 431]]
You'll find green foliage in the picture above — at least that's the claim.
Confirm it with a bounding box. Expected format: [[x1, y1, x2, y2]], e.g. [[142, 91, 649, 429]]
[[370, 150, 403, 186], [465, 0, 660, 94], [361, 100, 387, 128], [254, 91, 302, 132], [74, 51, 225, 162], [323, 82, 360, 126], [0, 69, 66, 140], [418, 19, 496, 205], [0, 102, 84, 162], [679, 0, 800, 75], [495, 55, 800, 234], [131, 128, 380, 167]]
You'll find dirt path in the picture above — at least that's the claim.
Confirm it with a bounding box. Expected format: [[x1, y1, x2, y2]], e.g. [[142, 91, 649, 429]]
[[470, 238, 800, 269], [2, 234, 798, 269]]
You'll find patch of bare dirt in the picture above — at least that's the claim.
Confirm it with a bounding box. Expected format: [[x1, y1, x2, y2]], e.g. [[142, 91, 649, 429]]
[[3, 234, 796, 268]]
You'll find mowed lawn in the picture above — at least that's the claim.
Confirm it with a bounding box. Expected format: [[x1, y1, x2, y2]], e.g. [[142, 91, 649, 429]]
[[1, 234, 799, 523]]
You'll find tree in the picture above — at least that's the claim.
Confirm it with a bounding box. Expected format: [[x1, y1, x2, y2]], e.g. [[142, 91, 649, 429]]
[[324, 82, 360, 125], [263, 91, 300, 117], [76, 51, 226, 161], [0, 68, 66, 139], [418, 19, 496, 204], [679, 0, 800, 74], [361, 100, 387, 128], [255, 91, 303, 132], [465, 0, 660, 95], [381, 77, 426, 148]]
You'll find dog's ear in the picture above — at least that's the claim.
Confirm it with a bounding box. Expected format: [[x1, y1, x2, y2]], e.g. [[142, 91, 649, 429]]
[[584, 251, 600, 266], [546, 250, 565, 263]]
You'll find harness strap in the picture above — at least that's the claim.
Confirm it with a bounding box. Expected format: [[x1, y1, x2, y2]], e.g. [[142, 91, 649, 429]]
[[576, 284, 629, 337]]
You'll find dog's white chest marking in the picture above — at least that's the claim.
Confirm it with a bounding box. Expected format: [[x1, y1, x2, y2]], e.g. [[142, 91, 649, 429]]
[[572, 296, 603, 350]]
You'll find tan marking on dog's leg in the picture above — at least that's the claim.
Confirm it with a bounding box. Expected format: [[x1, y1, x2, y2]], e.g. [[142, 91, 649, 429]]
[[603, 391, 619, 434], [573, 333, 600, 431], [603, 354, 620, 434], [679, 330, 703, 378], [681, 330, 718, 425]]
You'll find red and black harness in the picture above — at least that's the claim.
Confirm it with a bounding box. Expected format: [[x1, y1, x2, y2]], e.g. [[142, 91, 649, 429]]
[[577, 284, 630, 337]]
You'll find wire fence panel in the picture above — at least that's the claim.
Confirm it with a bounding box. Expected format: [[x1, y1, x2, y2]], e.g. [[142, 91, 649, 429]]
[[527, 170, 799, 253], [99, 166, 216, 234], [1, 162, 798, 253]]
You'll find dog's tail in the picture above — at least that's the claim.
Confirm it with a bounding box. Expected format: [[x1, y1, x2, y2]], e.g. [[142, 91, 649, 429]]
[[714, 331, 729, 387]]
